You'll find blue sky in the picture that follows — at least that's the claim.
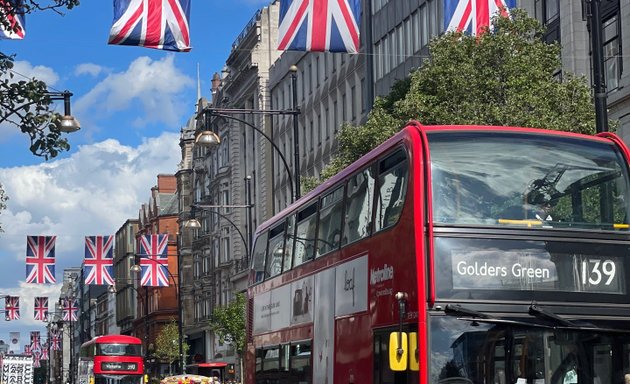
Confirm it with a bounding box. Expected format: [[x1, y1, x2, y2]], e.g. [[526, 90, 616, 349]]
[[0, 0, 269, 346]]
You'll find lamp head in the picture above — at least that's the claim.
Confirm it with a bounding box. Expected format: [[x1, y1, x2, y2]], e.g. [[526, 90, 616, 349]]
[[195, 130, 221, 146], [184, 218, 202, 229], [58, 115, 81, 133], [130, 264, 142, 274], [108, 285, 117, 294]]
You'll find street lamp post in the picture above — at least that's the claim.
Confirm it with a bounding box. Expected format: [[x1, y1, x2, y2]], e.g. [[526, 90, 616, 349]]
[[130, 253, 185, 374], [195, 64, 301, 202]]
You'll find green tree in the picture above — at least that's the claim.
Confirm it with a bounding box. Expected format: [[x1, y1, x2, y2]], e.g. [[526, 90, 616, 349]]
[[208, 292, 246, 379], [304, 9, 597, 191], [1, 0, 80, 159], [154, 320, 189, 375], [208, 293, 246, 355], [0, 1, 79, 231]]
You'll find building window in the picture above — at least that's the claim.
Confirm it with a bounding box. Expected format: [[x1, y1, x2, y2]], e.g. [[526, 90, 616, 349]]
[[603, 14, 620, 92], [351, 85, 356, 121]]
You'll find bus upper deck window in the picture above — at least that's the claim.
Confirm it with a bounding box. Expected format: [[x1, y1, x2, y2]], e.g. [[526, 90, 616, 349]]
[[317, 186, 344, 256], [294, 203, 318, 267], [265, 222, 286, 279], [343, 168, 375, 245], [251, 231, 269, 283], [375, 149, 408, 232]]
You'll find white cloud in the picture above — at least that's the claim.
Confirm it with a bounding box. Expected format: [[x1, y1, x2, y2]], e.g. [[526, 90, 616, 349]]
[[0, 132, 180, 305], [75, 63, 107, 77], [9, 61, 60, 85], [74, 55, 194, 128]]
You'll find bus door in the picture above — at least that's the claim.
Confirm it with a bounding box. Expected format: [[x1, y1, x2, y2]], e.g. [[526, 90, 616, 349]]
[[376, 327, 420, 384]]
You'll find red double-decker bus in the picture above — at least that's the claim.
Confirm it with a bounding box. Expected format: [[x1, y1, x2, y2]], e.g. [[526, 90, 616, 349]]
[[78, 335, 144, 384], [246, 122, 630, 384]]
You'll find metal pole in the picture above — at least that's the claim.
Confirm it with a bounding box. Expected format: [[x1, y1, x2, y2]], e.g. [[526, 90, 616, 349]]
[[177, 234, 185, 374], [246, 176, 253, 257], [290, 65, 301, 200], [144, 286, 149, 366], [589, 0, 608, 133]]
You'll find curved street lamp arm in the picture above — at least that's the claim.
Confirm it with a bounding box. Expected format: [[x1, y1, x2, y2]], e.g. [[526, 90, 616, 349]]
[[212, 112, 295, 202], [191, 205, 250, 258]]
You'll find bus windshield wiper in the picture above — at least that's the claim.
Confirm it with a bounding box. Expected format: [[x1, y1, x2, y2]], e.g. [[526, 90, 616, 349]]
[[528, 302, 576, 327], [528, 302, 630, 334], [444, 304, 494, 319]]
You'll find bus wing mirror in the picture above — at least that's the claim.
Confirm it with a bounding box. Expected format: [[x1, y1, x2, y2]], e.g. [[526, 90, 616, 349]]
[[409, 332, 419, 371], [389, 332, 408, 371]]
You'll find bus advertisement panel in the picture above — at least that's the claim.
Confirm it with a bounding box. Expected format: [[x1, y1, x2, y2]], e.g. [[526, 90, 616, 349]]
[[78, 335, 144, 384], [246, 123, 630, 384]]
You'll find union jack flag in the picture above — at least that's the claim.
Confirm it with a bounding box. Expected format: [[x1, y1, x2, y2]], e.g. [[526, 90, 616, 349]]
[[0, 0, 25, 40], [50, 329, 61, 351], [63, 298, 78, 322], [138, 234, 170, 287], [278, 0, 361, 53], [444, 0, 516, 36], [30, 331, 41, 353], [34, 297, 48, 321], [5, 296, 19, 320], [24, 344, 31, 356], [108, 0, 191, 52], [40, 343, 49, 360], [84, 235, 115, 285], [32, 350, 41, 367], [26, 235, 56, 284]]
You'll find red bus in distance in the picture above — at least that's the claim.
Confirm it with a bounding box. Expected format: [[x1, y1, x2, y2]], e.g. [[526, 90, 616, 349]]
[[246, 122, 630, 384], [78, 335, 144, 384]]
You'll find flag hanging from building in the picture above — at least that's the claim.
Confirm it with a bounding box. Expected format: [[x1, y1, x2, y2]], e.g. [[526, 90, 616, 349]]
[[84, 235, 115, 285], [62, 298, 78, 321], [30, 331, 41, 353], [40, 342, 49, 360], [444, 0, 516, 35], [277, 0, 361, 53], [0, 0, 25, 40], [5, 296, 19, 320], [25, 235, 56, 284], [32, 350, 41, 367], [33, 297, 48, 321], [24, 344, 31, 355], [50, 329, 61, 351], [108, 0, 191, 52], [138, 234, 170, 287]]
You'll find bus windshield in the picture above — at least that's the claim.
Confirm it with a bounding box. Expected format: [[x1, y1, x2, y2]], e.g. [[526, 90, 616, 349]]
[[96, 343, 142, 356], [428, 131, 630, 230], [430, 316, 630, 384]]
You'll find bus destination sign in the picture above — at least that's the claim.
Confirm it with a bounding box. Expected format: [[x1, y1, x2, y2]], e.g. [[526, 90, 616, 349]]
[[451, 249, 624, 294]]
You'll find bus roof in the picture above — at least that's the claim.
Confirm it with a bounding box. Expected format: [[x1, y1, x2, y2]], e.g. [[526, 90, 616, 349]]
[[82, 334, 142, 346], [257, 122, 618, 234]]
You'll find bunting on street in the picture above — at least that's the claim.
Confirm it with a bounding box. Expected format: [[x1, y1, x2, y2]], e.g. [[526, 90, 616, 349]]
[[108, 0, 191, 52], [84, 235, 115, 285], [24, 344, 31, 355], [5, 296, 19, 320], [278, 0, 361, 53], [41, 343, 49, 360], [26, 235, 56, 284], [0, 0, 25, 40], [138, 234, 170, 287], [33, 297, 48, 321], [30, 331, 41, 353], [62, 298, 78, 321], [32, 350, 41, 367], [50, 329, 61, 351], [444, 0, 516, 36]]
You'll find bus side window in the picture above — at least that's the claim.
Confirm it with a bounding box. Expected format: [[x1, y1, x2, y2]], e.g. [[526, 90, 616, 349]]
[[294, 203, 318, 267], [265, 221, 286, 279], [343, 168, 375, 246], [375, 149, 409, 232], [282, 215, 296, 273], [251, 231, 269, 283], [317, 186, 344, 256]]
